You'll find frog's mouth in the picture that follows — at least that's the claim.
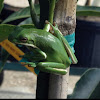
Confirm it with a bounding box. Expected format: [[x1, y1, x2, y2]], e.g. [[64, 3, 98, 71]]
[[17, 43, 38, 49]]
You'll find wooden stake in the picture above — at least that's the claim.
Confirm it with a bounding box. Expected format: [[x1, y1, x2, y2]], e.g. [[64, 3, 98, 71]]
[[48, 0, 77, 99]]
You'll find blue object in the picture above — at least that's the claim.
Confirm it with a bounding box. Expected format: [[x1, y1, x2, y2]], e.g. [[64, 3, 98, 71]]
[[64, 32, 75, 62], [64, 32, 75, 53]]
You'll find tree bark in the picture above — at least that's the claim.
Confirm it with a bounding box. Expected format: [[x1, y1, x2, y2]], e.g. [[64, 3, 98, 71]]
[[48, 0, 77, 99], [54, 0, 77, 36]]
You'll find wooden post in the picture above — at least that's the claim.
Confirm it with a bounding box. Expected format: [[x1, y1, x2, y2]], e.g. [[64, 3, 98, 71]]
[[48, 0, 77, 99]]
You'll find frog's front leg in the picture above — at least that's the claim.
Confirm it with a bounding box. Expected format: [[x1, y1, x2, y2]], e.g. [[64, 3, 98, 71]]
[[24, 62, 37, 67], [20, 49, 47, 62], [20, 53, 46, 62], [29, 62, 67, 75]]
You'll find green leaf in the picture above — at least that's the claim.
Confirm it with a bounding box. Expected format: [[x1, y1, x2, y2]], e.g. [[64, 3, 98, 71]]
[[77, 5, 100, 16], [19, 18, 33, 25], [0, 0, 4, 13], [0, 24, 36, 42], [89, 82, 100, 99], [2, 4, 40, 24], [0, 48, 10, 73], [68, 68, 100, 99], [0, 24, 16, 42], [20, 24, 36, 28], [2, 7, 30, 24]]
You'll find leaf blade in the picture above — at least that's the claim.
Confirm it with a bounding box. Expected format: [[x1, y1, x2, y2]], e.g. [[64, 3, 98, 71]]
[[19, 18, 32, 25], [68, 68, 100, 99], [0, 24, 36, 42], [2, 4, 40, 24], [0, 24, 16, 42], [77, 5, 100, 16]]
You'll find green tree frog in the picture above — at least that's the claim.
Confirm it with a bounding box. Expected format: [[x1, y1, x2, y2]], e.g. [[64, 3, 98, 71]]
[[8, 21, 78, 75]]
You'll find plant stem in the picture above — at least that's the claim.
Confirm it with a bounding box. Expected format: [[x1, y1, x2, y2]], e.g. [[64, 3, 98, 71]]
[[28, 0, 39, 28], [43, 0, 56, 31], [38, 0, 49, 29], [48, 0, 77, 99], [49, 0, 56, 24]]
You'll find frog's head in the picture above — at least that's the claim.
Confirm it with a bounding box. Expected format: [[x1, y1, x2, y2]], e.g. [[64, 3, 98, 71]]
[[8, 26, 37, 48]]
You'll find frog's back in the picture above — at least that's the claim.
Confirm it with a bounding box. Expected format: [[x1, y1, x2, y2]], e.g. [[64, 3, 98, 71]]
[[26, 28, 71, 65], [27, 28, 49, 35], [32, 29, 70, 64]]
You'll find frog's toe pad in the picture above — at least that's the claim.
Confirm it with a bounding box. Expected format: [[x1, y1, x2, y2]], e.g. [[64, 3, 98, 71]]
[[24, 62, 36, 67], [53, 68, 67, 75]]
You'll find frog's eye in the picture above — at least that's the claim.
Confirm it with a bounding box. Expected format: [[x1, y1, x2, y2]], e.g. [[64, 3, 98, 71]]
[[20, 37, 28, 43]]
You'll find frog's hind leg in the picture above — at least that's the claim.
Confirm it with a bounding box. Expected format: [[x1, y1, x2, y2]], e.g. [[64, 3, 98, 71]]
[[36, 62, 68, 75], [45, 20, 63, 40], [46, 20, 78, 64]]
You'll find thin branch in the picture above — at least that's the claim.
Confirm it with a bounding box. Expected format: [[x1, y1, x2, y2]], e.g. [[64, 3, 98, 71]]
[[38, 0, 49, 29], [28, 0, 39, 28], [48, 0, 56, 24], [43, 0, 56, 31]]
